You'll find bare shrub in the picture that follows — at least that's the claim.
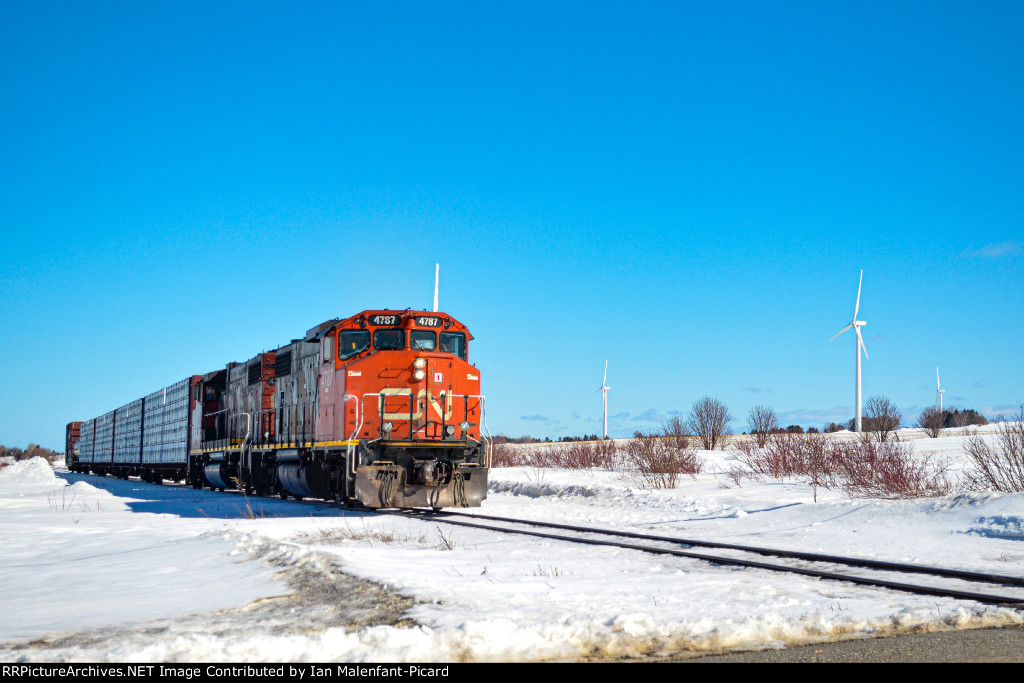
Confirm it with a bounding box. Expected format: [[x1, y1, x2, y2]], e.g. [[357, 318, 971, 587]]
[[525, 445, 559, 468], [736, 432, 805, 479], [619, 430, 703, 489], [489, 439, 525, 468], [731, 431, 950, 500], [732, 433, 852, 501], [502, 440, 617, 470], [747, 405, 778, 448], [661, 414, 691, 449], [587, 439, 618, 468], [961, 405, 1024, 492], [687, 396, 732, 450], [731, 439, 755, 458], [836, 440, 950, 499], [916, 406, 945, 438], [435, 527, 456, 551], [864, 395, 903, 443], [723, 463, 747, 487], [551, 440, 616, 469]]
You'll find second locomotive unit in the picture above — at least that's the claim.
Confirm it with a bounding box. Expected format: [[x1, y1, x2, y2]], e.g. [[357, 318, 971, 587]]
[[68, 310, 490, 510]]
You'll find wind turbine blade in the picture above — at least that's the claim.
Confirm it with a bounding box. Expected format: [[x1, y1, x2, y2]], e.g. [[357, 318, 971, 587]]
[[936, 367, 940, 390], [830, 323, 852, 341], [856, 327, 868, 359], [853, 270, 863, 319], [603, 359, 608, 386]]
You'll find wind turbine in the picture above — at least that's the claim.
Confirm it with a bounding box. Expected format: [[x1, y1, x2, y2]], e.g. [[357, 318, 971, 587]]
[[831, 270, 868, 432], [936, 367, 945, 412], [597, 360, 610, 439]]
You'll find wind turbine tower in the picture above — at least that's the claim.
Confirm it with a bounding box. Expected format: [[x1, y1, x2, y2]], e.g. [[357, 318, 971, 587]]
[[597, 360, 610, 439], [936, 367, 945, 412], [831, 270, 869, 432]]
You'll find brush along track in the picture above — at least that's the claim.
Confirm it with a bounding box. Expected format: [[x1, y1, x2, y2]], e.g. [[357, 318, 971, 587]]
[[385, 508, 1024, 608]]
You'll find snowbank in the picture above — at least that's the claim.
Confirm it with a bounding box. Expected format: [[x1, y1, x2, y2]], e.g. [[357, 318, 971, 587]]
[[0, 456, 57, 482], [1, 430, 1022, 661]]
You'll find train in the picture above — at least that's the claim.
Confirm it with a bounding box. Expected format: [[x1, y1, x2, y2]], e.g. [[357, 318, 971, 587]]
[[65, 309, 490, 509]]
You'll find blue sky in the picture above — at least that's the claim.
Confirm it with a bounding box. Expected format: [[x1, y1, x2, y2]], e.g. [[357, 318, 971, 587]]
[[2, 1, 1022, 449]]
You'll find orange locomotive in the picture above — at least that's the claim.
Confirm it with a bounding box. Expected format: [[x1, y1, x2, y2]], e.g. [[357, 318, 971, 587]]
[[68, 309, 490, 509]]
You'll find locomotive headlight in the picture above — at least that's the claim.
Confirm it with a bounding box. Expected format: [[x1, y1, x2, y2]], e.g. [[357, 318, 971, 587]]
[[459, 421, 471, 431], [413, 369, 426, 381], [383, 421, 394, 432], [413, 358, 427, 369]]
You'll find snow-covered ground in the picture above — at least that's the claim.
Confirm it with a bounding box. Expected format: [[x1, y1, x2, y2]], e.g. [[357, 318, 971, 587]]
[[1, 425, 1022, 662]]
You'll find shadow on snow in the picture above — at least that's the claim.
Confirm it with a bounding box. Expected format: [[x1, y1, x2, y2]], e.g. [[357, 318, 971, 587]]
[[56, 471, 375, 520]]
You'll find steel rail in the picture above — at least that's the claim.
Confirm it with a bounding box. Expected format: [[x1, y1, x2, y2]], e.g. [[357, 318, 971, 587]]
[[386, 510, 1024, 607], [63, 470, 1024, 607], [411, 509, 1024, 587]]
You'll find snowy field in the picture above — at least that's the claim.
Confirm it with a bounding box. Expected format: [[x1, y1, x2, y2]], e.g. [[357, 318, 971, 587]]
[[1, 425, 1023, 662]]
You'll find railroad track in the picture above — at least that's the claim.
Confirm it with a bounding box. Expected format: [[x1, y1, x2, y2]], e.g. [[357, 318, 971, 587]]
[[387, 508, 1024, 608], [63, 471, 1024, 608]]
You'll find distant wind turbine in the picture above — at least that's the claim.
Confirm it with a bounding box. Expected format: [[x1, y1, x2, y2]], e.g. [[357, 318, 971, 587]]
[[936, 367, 945, 412], [831, 270, 869, 432], [597, 360, 610, 439]]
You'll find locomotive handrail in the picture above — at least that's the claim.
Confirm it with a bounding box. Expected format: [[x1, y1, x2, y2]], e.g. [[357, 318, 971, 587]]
[[344, 392, 491, 472], [251, 401, 317, 446], [342, 393, 361, 476], [239, 412, 252, 452]]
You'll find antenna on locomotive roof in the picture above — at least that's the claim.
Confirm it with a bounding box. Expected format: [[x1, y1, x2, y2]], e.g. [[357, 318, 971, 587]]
[[433, 263, 439, 312]]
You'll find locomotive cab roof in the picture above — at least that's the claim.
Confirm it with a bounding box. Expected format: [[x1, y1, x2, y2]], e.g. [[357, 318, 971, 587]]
[[305, 310, 473, 341]]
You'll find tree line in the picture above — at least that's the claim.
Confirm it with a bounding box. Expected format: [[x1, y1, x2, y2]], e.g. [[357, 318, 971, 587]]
[[502, 398, 997, 445], [1, 443, 62, 464]]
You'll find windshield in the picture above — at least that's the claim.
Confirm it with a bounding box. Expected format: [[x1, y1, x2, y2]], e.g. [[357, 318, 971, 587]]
[[439, 332, 467, 360], [374, 328, 405, 350], [410, 330, 437, 351], [338, 330, 370, 360]]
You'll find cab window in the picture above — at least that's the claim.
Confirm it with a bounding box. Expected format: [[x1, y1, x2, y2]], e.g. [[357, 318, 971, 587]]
[[439, 332, 467, 360], [338, 330, 370, 360], [410, 330, 436, 351], [374, 329, 405, 350]]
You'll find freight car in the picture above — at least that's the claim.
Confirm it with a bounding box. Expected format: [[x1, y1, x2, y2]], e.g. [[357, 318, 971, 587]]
[[66, 310, 490, 509]]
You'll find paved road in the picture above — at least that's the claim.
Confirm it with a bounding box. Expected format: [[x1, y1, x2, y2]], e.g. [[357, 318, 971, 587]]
[[688, 625, 1024, 663]]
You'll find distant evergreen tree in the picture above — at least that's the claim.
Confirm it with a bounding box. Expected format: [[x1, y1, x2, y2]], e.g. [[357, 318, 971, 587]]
[[942, 408, 988, 428]]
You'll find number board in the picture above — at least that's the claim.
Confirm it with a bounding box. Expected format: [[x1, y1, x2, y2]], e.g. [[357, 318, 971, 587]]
[[368, 314, 401, 326], [415, 316, 442, 327]]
